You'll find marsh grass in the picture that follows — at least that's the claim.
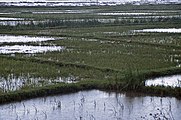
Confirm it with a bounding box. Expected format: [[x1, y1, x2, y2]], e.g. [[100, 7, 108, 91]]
[[0, 68, 181, 104]]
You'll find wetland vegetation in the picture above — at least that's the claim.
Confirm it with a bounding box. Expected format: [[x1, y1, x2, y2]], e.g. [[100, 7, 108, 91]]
[[0, 4, 181, 119]]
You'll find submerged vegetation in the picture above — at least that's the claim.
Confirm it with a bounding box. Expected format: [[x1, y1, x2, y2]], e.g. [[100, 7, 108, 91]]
[[0, 4, 181, 103]]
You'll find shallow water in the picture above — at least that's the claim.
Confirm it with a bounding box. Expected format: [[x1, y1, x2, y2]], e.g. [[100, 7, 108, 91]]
[[0, 17, 24, 20], [0, 45, 64, 54], [133, 28, 181, 33], [1, 2, 122, 6], [146, 75, 181, 87], [0, 13, 12, 14], [0, 20, 43, 26], [0, 35, 56, 43], [0, 74, 78, 92], [98, 12, 156, 16], [124, 15, 181, 19], [0, 90, 180, 120]]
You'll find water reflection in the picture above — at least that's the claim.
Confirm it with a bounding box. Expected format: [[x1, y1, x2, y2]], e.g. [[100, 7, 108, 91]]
[[133, 28, 181, 33], [0, 74, 78, 92], [0, 35, 56, 43], [98, 12, 156, 16], [145, 75, 181, 87], [0, 17, 24, 20], [0, 45, 65, 54], [0, 90, 180, 120], [0, 20, 41, 26]]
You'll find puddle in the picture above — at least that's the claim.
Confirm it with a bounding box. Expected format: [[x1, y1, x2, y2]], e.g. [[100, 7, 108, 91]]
[[0, 74, 78, 92], [133, 28, 181, 33], [0, 45, 65, 54], [0, 90, 180, 120], [145, 75, 181, 87], [0, 35, 57, 43]]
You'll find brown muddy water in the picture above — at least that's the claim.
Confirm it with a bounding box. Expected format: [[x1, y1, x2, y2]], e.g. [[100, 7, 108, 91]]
[[0, 90, 180, 120]]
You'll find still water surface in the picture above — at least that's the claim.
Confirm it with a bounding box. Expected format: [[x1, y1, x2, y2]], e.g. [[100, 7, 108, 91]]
[[0, 90, 180, 120], [146, 75, 181, 88]]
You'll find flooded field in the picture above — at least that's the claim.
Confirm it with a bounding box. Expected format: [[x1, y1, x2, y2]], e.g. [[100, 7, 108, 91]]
[[1, 0, 181, 6], [0, 35, 56, 43], [0, 45, 65, 54], [0, 3, 181, 119], [146, 75, 181, 88], [0, 35, 64, 54], [0, 74, 78, 92], [98, 12, 157, 16], [0, 20, 43, 26], [0, 17, 24, 20], [133, 28, 181, 33], [0, 90, 180, 120]]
